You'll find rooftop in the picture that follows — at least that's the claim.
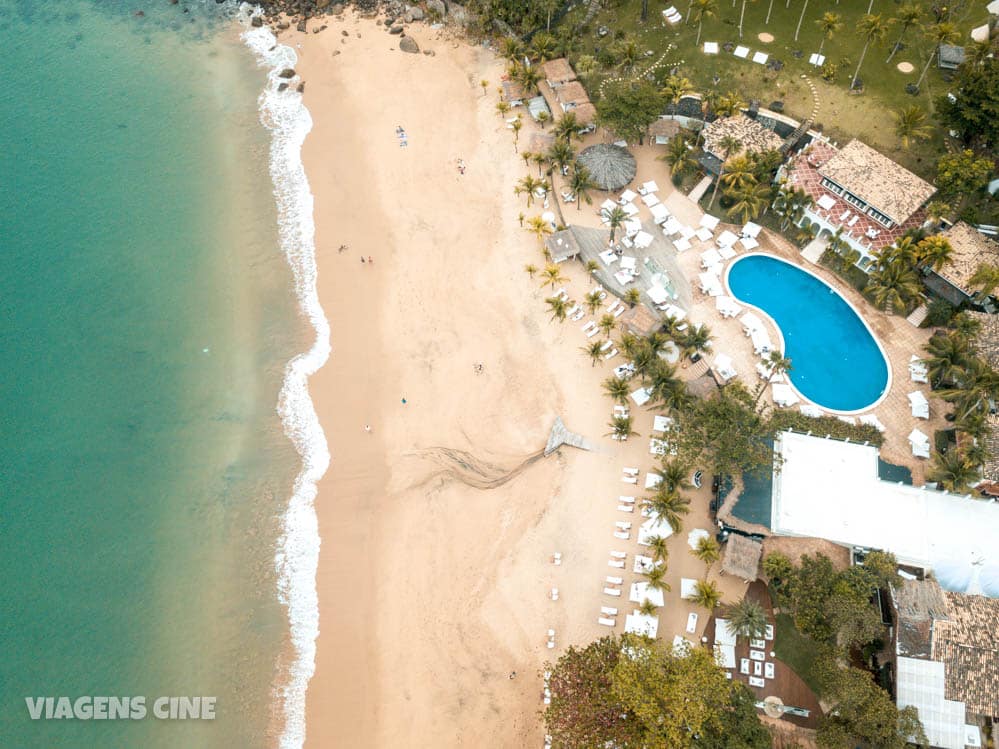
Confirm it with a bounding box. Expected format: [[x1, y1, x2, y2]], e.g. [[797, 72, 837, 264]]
[[501, 78, 527, 103], [817, 139, 936, 225], [893, 577, 950, 658], [936, 222, 999, 296], [701, 115, 783, 160], [541, 57, 575, 85], [544, 228, 582, 264], [619, 302, 662, 338], [770, 431, 999, 597], [554, 81, 589, 108], [721, 533, 762, 581], [648, 118, 681, 139], [983, 414, 999, 485], [527, 131, 555, 156], [936, 592, 999, 716], [573, 101, 597, 127]]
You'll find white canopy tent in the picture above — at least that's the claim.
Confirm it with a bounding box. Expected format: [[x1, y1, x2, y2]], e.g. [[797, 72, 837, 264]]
[[717, 229, 739, 247], [630, 387, 652, 406], [680, 578, 699, 600], [712, 353, 738, 381], [647, 285, 670, 306], [624, 611, 659, 638], [715, 295, 742, 318], [700, 214, 720, 230], [908, 391, 929, 419], [638, 513, 675, 545], [650, 203, 670, 224], [633, 230, 654, 249], [699, 272, 723, 296], [742, 222, 762, 238], [909, 428, 931, 458], [740, 311, 764, 335], [751, 328, 773, 355], [629, 581, 666, 608], [771, 383, 800, 407], [687, 528, 710, 549]]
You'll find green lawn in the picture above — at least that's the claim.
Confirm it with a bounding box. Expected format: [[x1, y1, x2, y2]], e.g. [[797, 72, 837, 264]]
[[561, 0, 987, 178], [773, 612, 824, 697]]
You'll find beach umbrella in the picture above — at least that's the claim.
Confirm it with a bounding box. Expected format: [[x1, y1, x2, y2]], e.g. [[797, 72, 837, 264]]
[[577, 143, 637, 192]]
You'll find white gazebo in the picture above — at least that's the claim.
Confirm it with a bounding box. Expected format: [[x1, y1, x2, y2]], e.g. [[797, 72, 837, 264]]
[[624, 611, 659, 638]]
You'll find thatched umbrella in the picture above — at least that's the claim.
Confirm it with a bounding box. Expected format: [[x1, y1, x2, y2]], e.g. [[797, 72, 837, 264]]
[[577, 143, 637, 192]]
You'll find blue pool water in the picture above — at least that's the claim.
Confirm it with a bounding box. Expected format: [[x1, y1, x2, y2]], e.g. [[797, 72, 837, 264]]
[[726, 255, 889, 412]]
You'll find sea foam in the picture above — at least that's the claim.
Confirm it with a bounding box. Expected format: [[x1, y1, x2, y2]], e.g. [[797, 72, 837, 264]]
[[239, 7, 330, 748]]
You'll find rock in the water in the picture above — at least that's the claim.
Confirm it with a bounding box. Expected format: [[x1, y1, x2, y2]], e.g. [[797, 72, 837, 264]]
[[389, 24, 404, 34], [341, 29, 349, 36], [278, 68, 296, 78], [277, 21, 290, 29], [297, 19, 307, 32], [296, 82, 305, 93], [250, 15, 263, 27], [400, 35, 420, 53], [278, 82, 289, 92], [404, 12, 413, 22], [332, 49, 341, 56], [427, 0, 446, 16], [409, 6, 424, 20], [384, 17, 394, 25]]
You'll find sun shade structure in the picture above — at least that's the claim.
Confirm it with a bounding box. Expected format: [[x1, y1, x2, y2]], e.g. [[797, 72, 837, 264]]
[[577, 143, 637, 191], [722, 534, 763, 581]]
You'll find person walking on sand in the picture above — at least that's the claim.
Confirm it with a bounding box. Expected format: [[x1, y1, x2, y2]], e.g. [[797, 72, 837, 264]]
[[364, 424, 371, 433], [368, 256, 373, 264]]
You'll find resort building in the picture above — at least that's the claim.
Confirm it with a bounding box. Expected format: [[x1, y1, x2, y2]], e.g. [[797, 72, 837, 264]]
[[572, 102, 597, 132], [720, 534, 763, 582], [541, 57, 576, 89], [968, 312, 999, 498], [769, 431, 999, 597], [648, 118, 681, 145], [619, 303, 662, 338], [890, 577, 994, 748], [699, 114, 783, 174], [779, 138, 936, 267], [552, 80, 590, 113], [923, 222, 999, 308]]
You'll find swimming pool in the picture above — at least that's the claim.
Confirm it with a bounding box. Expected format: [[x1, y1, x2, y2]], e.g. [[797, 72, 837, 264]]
[[725, 254, 890, 413]]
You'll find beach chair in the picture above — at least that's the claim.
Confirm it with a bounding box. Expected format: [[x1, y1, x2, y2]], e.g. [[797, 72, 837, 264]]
[[619, 496, 636, 504], [601, 606, 618, 616], [613, 405, 630, 417], [552, 552, 562, 565], [686, 612, 698, 634], [606, 576, 624, 585], [610, 551, 627, 559], [566, 304, 580, 318], [550, 587, 559, 601], [581, 320, 597, 333], [612, 306, 625, 318], [570, 308, 585, 321], [604, 348, 618, 360], [600, 339, 613, 352], [623, 467, 639, 475], [554, 288, 569, 301], [614, 530, 630, 540], [765, 624, 774, 640], [603, 587, 622, 596], [617, 505, 634, 512], [621, 477, 638, 485], [615, 521, 632, 530], [608, 560, 625, 568], [598, 617, 616, 627], [586, 326, 600, 338]]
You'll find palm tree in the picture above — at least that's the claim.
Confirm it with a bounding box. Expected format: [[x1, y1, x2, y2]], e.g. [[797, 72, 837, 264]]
[[583, 340, 606, 366], [662, 75, 694, 106], [511, 118, 523, 152], [526, 215, 553, 246], [923, 331, 971, 387], [851, 14, 893, 91], [924, 200, 952, 226], [794, 0, 812, 42], [515, 175, 544, 206], [530, 32, 556, 63], [815, 12, 842, 54], [939, 358, 999, 421], [969, 263, 999, 298], [693, 535, 721, 576], [646, 361, 683, 409], [643, 564, 671, 593], [916, 22, 960, 90], [607, 414, 639, 440], [646, 535, 671, 563], [754, 350, 793, 406], [926, 447, 979, 491], [500, 37, 523, 62], [495, 100, 511, 118], [644, 486, 691, 533], [738, 0, 758, 38], [679, 323, 713, 360], [624, 287, 642, 308], [536, 110, 551, 129], [690, 579, 722, 610], [638, 599, 659, 616], [585, 259, 599, 274], [659, 460, 692, 493], [585, 290, 605, 314], [554, 111, 580, 143], [540, 263, 568, 290], [524, 263, 538, 278], [570, 166, 596, 212], [547, 141, 576, 175], [795, 222, 817, 246], [603, 375, 631, 404], [546, 296, 568, 322], [531, 151, 549, 178], [726, 180, 772, 224], [951, 312, 983, 340], [691, 0, 718, 46], [894, 106, 932, 147], [915, 235, 953, 271], [606, 206, 628, 244], [764, 0, 776, 23], [598, 314, 617, 338], [714, 92, 746, 118], [887, 3, 923, 62], [726, 598, 768, 639], [615, 37, 641, 72], [865, 261, 921, 314], [708, 135, 742, 210], [719, 155, 756, 192]]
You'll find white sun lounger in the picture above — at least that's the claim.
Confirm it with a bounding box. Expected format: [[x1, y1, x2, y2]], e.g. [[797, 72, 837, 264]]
[[601, 606, 619, 616], [606, 575, 623, 584], [599, 339, 613, 352], [603, 587, 622, 596], [604, 348, 618, 360], [621, 477, 638, 485], [552, 552, 562, 565], [610, 551, 627, 559], [581, 320, 597, 333], [608, 560, 625, 568], [550, 587, 559, 600], [598, 617, 616, 627], [614, 530, 630, 540], [617, 505, 634, 512], [622, 466, 639, 475], [619, 496, 636, 504], [615, 521, 632, 529], [686, 612, 698, 634]]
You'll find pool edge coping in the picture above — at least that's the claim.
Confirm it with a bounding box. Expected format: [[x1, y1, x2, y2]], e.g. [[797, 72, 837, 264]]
[[722, 252, 894, 417]]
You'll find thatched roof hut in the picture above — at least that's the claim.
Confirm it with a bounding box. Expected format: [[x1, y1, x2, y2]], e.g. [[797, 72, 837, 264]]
[[577, 143, 637, 191], [721, 534, 763, 582], [619, 303, 661, 337]]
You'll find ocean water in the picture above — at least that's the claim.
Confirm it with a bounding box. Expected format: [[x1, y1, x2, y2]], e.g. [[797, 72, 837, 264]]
[[0, 3, 324, 747]]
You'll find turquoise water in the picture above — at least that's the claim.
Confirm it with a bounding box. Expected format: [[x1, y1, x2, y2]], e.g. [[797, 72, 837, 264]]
[[726, 255, 890, 412], [0, 3, 304, 747]]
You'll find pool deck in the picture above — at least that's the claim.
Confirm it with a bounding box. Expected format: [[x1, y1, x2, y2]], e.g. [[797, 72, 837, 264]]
[[562, 148, 947, 485]]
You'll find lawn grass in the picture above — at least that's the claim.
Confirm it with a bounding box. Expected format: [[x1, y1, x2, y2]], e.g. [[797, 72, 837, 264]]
[[773, 612, 824, 697], [560, 0, 986, 178]]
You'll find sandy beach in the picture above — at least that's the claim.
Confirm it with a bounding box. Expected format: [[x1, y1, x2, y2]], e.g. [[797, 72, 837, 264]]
[[286, 14, 741, 747]]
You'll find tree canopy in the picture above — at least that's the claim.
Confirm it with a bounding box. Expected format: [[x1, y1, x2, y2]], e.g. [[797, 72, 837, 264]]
[[544, 635, 770, 749], [935, 57, 999, 153], [595, 81, 664, 145], [935, 149, 994, 203]]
